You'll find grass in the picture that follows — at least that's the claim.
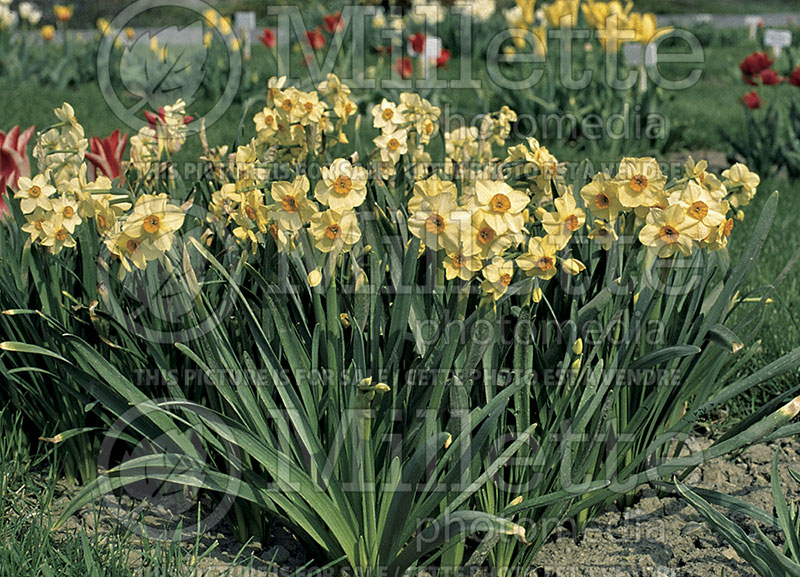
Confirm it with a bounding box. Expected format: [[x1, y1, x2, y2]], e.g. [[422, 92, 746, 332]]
[[636, 0, 798, 15], [0, 411, 255, 577]]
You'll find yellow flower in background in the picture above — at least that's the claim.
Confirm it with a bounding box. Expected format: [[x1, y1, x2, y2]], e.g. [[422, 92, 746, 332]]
[[40, 25, 55, 41], [516, 236, 559, 280], [543, 0, 580, 28], [203, 8, 219, 28], [15, 174, 55, 213], [541, 193, 586, 248], [96, 18, 111, 35], [638, 205, 694, 258], [203, 31, 213, 48], [125, 194, 185, 252], [315, 159, 368, 212], [588, 219, 619, 250], [481, 257, 515, 301], [53, 4, 73, 23], [219, 17, 232, 36], [722, 163, 760, 208], [408, 192, 469, 253], [475, 179, 529, 235], [124, 27, 135, 40], [516, 0, 536, 25], [270, 175, 318, 232], [310, 209, 361, 253], [615, 157, 666, 209], [580, 172, 622, 222]]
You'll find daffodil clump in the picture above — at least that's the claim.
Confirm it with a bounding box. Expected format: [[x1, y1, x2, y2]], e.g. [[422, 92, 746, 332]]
[[14, 102, 186, 277], [211, 76, 761, 305], [504, 0, 671, 55]]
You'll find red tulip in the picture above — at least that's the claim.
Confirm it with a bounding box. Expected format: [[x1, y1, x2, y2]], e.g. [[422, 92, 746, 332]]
[[261, 27, 276, 48], [305, 28, 326, 50], [789, 66, 800, 87], [743, 91, 761, 109], [396, 57, 413, 79], [409, 33, 425, 55], [144, 108, 193, 130], [740, 52, 773, 84], [760, 68, 782, 85], [86, 130, 129, 183], [375, 45, 393, 55], [0, 126, 34, 216], [436, 48, 451, 69], [323, 12, 343, 34]]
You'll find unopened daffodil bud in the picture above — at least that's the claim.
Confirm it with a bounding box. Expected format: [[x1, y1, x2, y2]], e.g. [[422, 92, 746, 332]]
[[572, 338, 583, 356], [562, 258, 586, 275], [532, 287, 543, 303], [307, 269, 322, 287]]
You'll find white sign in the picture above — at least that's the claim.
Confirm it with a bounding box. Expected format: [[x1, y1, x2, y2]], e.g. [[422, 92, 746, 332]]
[[234, 11, 257, 32], [765, 28, 792, 57], [234, 11, 256, 59], [745, 16, 761, 40]]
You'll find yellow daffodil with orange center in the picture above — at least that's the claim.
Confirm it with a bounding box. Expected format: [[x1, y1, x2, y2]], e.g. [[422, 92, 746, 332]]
[[41, 215, 76, 255], [443, 242, 482, 281], [51, 196, 82, 233], [639, 205, 695, 258], [408, 193, 470, 252], [481, 257, 515, 301], [15, 174, 55, 213], [21, 209, 48, 243], [310, 209, 361, 253], [722, 163, 760, 208], [588, 220, 619, 250], [669, 181, 727, 240], [375, 128, 409, 166], [475, 179, 529, 235], [408, 176, 458, 214], [372, 99, 406, 131], [541, 193, 586, 249], [615, 157, 666, 209], [516, 236, 560, 280], [315, 159, 368, 212], [270, 175, 317, 232], [125, 194, 186, 251], [54, 5, 73, 22], [580, 172, 623, 222]]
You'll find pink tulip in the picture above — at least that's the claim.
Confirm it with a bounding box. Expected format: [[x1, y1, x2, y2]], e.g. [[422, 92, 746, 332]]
[[86, 130, 129, 183], [0, 126, 35, 216]]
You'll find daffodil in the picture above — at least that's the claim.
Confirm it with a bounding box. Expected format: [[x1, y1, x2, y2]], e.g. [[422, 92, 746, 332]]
[[15, 174, 55, 213], [721, 163, 760, 208], [541, 193, 586, 248], [669, 181, 727, 240], [372, 99, 406, 132], [50, 195, 82, 233], [516, 236, 559, 280], [561, 258, 586, 276], [40, 215, 76, 254], [374, 128, 408, 165], [124, 194, 185, 252], [588, 219, 618, 250], [443, 241, 483, 281], [481, 257, 515, 301], [615, 157, 667, 209], [407, 193, 470, 252], [475, 179, 529, 235], [408, 176, 458, 213], [580, 172, 623, 222], [471, 212, 518, 260], [21, 209, 48, 243], [270, 175, 317, 231], [638, 205, 694, 258], [297, 91, 325, 125], [310, 209, 362, 253], [315, 159, 368, 212]]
